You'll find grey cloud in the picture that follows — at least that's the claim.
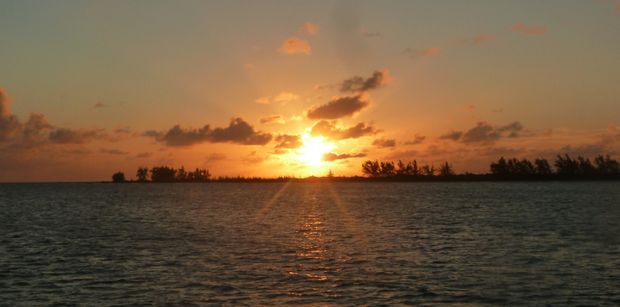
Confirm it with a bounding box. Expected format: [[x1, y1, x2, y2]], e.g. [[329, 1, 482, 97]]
[[311, 120, 376, 140], [439, 131, 463, 141], [340, 70, 386, 93], [100, 148, 129, 155], [323, 152, 366, 161], [49, 128, 106, 144], [405, 134, 426, 145], [152, 118, 272, 147], [274, 134, 302, 149], [307, 95, 369, 119], [440, 121, 525, 145], [372, 138, 396, 148], [260, 115, 283, 124]]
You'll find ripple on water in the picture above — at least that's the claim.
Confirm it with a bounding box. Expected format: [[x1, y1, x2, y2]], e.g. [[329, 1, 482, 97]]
[[0, 181, 619, 305]]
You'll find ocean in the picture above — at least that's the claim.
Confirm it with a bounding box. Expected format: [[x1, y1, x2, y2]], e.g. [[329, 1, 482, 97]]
[[1, 182, 619, 305]]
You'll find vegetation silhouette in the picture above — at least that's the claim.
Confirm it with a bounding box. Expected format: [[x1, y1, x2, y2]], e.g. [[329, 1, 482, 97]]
[[112, 172, 126, 183], [111, 154, 620, 183]]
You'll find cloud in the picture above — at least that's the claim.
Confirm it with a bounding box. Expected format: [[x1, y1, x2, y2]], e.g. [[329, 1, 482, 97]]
[[255, 92, 300, 105], [205, 153, 227, 163], [405, 134, 426, 145], [278, 37, 312, 55], [48, 128, 106, 144], [22, 113, 53, 141], [440, 121, 525, 145], [100, 148, 129, 155], [134, 152, 152, 159], [260, 115, 284, 124], [497, 121, 524, 138], [94, 101, 105, 108], [311, 120, 376, 140], [340, 70, 388, 93], [301, 22, 319, 35], [151, 118, 272, 147], [404, 47, 442, 59], [512, 22, 547, 35], [323, 152, 366, 161], [439, 131, 463, 141], [372, 138, 396, 148], [307, 95, 369, 119], [274, 134, 302, 149]]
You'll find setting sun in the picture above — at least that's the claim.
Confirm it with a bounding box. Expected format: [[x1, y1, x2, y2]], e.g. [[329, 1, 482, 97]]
[[297, 133, 335, 167]]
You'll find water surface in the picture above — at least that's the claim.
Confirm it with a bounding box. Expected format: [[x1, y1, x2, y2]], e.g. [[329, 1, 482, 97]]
[[1, 182, 619, 305]]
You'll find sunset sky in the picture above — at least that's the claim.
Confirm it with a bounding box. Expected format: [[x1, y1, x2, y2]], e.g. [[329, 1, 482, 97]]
[[1, 0, 620, 181]]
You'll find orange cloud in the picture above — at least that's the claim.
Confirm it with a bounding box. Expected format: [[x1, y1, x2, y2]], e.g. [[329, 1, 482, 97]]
[[512, 22, 547, 35], [278, 37, 312, 55], [255, 92, 300, 105], [301, 22, 319, 35]]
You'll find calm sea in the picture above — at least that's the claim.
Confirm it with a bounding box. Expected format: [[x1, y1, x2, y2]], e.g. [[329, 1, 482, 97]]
[[1, 182, 619, 306]]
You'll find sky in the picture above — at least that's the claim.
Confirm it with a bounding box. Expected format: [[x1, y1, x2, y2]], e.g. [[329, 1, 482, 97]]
[[1, 0, 620, 182]]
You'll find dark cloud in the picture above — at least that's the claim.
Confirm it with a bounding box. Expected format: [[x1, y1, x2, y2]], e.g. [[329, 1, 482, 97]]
[[440, 121, 525, 145], [260, 115, 283, 124], [94, 101, 105, 108], [152, 118, 272, 147], [462, 122, 501, 144], [100, 148, 129, 155], [311, 120, 376, 140], [340, 70, 386, 93], [307, 95, 369, 119], [497, 121, 524, 138], [49, 128, 106, 144], [439, 131, 463, 141], [323, 152, 366, 161], [405, 134, 426, 145], [372, 138, 396, 148], [205, 153, 227, 163], [134, 152, 152, 159], [274, 134, 302, 149]]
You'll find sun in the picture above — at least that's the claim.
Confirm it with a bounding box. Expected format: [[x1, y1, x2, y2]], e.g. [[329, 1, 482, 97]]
[[297, 133, 335, 167]]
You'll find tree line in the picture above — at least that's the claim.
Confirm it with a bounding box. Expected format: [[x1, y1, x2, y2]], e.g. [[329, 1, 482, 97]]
[[112, 166, 211, 183], [361, 154, 620, 180], [111, 154, 620, 182]]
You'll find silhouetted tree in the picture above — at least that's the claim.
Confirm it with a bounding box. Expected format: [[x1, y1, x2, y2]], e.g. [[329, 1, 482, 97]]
[[421, 164, 435, 176], [594, 155, 620, 175], [380, 161, 396, 177], [362, 160, 381, 177], [534, 158, 552, 176], [490, 157, 509, 176], [439, 162, 455, 177], [577, 156, 596, 176], [112, 172, 125, 183], [150, 166, 177, 182], [136, 167, 149, 182], [176, 166, 187, 182], [555, 154, 580, 177]]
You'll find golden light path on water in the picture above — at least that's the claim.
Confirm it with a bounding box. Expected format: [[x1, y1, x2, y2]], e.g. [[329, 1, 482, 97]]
[[256, 179, 369, 293]]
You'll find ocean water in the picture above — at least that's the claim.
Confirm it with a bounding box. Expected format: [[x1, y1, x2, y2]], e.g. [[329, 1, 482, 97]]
[[0, 182, 619, 306]]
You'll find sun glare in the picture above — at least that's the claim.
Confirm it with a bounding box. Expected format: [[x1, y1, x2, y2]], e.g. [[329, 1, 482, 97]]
[[297, 133, 335, 167]]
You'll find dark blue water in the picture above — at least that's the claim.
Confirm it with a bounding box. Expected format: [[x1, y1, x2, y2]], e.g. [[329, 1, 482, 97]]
[[1, 182, 619, 305]]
